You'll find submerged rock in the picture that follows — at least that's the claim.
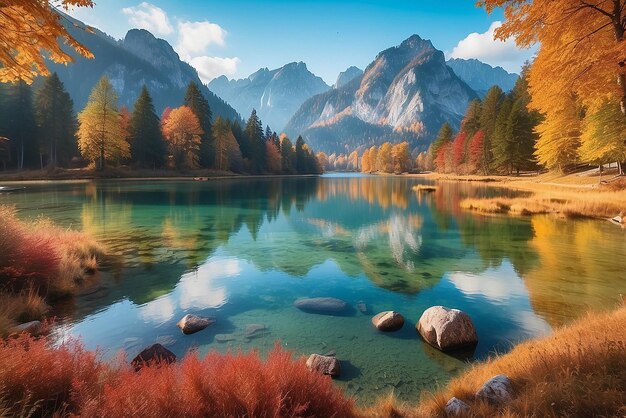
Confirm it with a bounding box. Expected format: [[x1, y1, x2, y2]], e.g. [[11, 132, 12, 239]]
[[371, 311, 405, 332], [476, 374, 513, 404], [356, 300, 368, 313], [244, 323, 267, 338], [131, 344, 176, 371], [294, 297, 348, 314], [215, 333, 237, 343], [176, 314, 216, 335], [306, 354, 341, 377], [417, 306, 478, 351], [444, 397, 470, 416]]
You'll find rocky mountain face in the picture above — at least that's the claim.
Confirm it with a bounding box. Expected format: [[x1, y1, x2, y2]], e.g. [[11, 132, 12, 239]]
[[208, 62, 329, 132], [446, 58, 518, 97], [44, 14, 240, 120], [334, 66, 363, 88], [285, 35, 477, 154]]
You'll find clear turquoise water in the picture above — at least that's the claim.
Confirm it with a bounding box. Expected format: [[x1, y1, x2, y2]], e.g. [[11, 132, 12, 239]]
[[2, 174, 625, 403]]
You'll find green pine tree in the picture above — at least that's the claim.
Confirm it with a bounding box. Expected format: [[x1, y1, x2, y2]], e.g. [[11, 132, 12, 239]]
[[432, 122, 453, 158], [184, 82, 213, 168], [479, 85, 504, 173], [461, 99, 482, 138], [129, 86, 166, 168], [245, 109, 265, 173], [1, 81, 38, 169], [35, 73, 78, 167], [492, 96, 513, 173]]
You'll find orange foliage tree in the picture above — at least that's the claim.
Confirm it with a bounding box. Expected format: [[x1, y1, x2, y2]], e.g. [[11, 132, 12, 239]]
[[0, 0, 94, 83], [162, 106, 203, 169]]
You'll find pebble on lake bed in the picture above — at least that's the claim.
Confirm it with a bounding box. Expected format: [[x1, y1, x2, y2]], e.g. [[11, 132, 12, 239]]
[[294, 297, 348, 314], [371, 311, 405, 331]]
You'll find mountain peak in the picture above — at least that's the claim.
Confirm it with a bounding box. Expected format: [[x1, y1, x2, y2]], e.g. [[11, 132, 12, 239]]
[[335, 66, 363, 89], [399, 34, 434, 52]]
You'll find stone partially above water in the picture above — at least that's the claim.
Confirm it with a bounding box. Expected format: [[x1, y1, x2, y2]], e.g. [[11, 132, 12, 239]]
[[177, 314, 216, 335], [131, 344, 176, 371], [294, 297, 348, 314], [10, 320, 43, 335], [306, 354, 341, 377], [417, 306, 478, 351], [371, 311, 405, 332], [444, 397, 470, 416], [476, 374, 513, 404]]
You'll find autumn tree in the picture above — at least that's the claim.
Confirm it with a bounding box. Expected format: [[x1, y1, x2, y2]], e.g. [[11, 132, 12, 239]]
[[77, 76, 128, 169], [534, 95, 582, 172], [129, 86, 166, 168], [391, 141, 411, 173], [377, 142, 393, 173], [347, 150, 359, 171], [432, 123, 453, 158], [461, 99, 482, 138], [361, 148, 371, 173], [213, 116, 242, 172], [0, 0, 94, 83], [480, 0, 626, 170], [316, 151, 329, 172], [468, 130, 485, 173], [368, 146, 379, 172], [579, 99, 626, 171], [184, 82, 213, 168], [452, 132, 468, 169], [162, 106, 203, 169]]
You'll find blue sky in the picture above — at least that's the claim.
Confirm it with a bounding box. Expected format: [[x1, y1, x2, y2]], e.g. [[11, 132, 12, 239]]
[[68, 0, 534, 85]]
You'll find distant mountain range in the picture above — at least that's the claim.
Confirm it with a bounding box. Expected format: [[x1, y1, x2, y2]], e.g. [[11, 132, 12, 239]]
[[446, 58, 519, 97], [284, 35, 478, 154], [41, 14, 240, 121], [209, 62, 329, 132], [31, 15, 521, 154]]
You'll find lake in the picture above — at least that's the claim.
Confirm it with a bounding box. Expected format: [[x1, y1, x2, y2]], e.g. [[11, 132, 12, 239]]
[[2, 173, 625, 403]]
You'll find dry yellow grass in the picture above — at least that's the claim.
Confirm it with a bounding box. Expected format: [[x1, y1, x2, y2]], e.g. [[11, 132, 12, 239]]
[[362, 304, 626, 418]]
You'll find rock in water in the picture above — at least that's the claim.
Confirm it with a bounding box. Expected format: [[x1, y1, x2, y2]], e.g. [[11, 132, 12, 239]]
[[306, 354, 341, 377], [416, 306, 478, 351], [177, 314, 216, 335], [444, 397, 471, 416], [10, 320, 42, 335], [356, 300, 368, 313], [244, 324, 268, 338], [476, 375, 513, 404], [294, 297, 348, 314], [371, 311, 405, 332], [131, 344, 176, 371]]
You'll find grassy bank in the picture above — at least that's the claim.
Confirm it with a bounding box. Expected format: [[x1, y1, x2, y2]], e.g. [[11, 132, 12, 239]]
[[366, 304, 626, 418], [416, 171, 626, 220], [0, 166, 240, 181], [0, 206, 104, 336]]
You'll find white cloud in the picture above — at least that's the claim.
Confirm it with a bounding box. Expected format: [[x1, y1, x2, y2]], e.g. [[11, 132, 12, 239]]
[[176, 20, 227, 60], [122, 2, 173, 36], [449, 21, 534, 73], [190, 56, 240, 83]]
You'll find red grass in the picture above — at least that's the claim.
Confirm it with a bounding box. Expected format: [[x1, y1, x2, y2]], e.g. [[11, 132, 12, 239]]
[[0, 336, 356, 418]]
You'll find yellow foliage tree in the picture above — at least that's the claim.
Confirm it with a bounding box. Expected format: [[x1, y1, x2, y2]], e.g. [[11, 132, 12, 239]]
[[480, 0, 626, 115], [361, 148, 371, 173], [579, 99, 626, 166], [1, 0, 94, 83], [77, 76, 128, 169], [368, 146, 378, 172], [391, 141, 411, 173], [162, 106, 203, 169], [534, 95, 582, 171], [377, 142, 393, 173]]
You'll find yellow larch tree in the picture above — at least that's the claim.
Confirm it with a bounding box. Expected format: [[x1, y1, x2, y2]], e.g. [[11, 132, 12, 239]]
[[77, 76, 128, 169], [1, 0, 94, 83], [391, 141, 411, 173]]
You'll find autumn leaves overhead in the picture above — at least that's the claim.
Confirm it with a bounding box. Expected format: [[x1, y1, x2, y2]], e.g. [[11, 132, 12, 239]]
[[0, 1, 94, 83]]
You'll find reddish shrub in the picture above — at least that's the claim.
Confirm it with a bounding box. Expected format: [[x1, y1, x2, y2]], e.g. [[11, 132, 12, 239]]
[[0, 336, 356, 418]]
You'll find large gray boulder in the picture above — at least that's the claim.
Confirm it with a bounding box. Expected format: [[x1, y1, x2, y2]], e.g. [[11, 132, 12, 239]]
[[176, 314, 216, 335], [444, 397, 470, 416], [416, 306, 478, 351], [476, 374, 513, 404], [131, 343, 176, 371], [371, 311, 405, 332], [294, 297, 348, 314], [306, 354, 341, 377]]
